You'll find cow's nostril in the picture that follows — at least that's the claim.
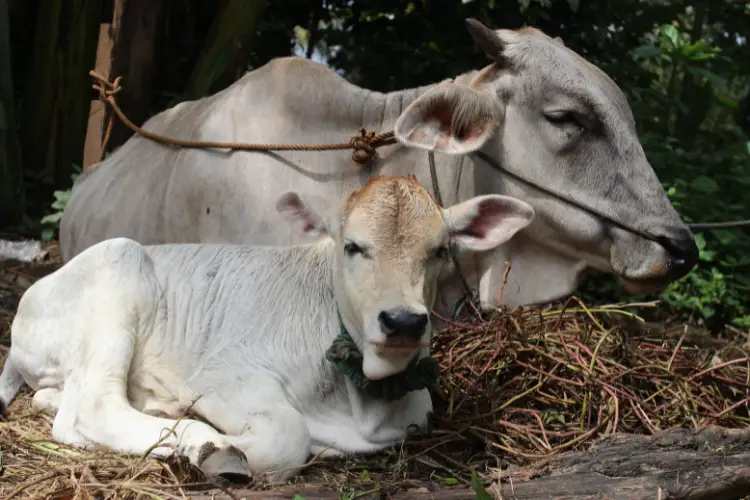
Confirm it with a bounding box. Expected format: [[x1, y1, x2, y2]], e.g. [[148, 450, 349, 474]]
[[655, 233, 699, 277], [378, 309, 429, 339]]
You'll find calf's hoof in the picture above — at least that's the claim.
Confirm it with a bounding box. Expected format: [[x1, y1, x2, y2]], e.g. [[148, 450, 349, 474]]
[[198, 443, 251, 484]]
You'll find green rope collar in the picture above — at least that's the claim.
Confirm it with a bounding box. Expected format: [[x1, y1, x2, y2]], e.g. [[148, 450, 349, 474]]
[[325, 314, 440, 402]]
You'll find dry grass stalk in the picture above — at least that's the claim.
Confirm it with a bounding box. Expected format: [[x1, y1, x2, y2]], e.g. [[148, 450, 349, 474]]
[[1, 244, 749, 498]]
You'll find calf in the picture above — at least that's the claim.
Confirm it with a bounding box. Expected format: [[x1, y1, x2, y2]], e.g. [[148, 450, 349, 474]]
[[0, 176, 534, 483]]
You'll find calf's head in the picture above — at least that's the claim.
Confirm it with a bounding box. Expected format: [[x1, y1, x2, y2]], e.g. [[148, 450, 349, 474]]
[[394, 19, 698, 306], [277, 176, 534, 380]]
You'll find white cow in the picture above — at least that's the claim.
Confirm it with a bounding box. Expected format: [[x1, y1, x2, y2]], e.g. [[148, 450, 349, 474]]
[[0, 176, 534, 483], [59, 19, 698, 324]]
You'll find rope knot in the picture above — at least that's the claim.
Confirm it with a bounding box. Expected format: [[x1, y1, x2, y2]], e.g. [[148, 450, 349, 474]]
[[90, 70, 122, 102], [349, 127, 378, 164]]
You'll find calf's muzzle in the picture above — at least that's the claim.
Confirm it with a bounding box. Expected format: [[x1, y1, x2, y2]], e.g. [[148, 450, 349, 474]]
[[378, 309, 429, 340]]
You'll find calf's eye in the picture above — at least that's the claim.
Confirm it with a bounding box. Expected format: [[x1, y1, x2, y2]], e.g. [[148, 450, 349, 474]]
[[344, 242, 364, 257]]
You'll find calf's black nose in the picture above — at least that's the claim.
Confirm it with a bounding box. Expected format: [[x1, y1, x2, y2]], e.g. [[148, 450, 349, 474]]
[[378, 309, 429, 339], [655, 232, 699, 279]]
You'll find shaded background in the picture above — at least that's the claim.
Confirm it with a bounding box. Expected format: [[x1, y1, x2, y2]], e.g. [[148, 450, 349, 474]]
[[0, 0, 748, 331]]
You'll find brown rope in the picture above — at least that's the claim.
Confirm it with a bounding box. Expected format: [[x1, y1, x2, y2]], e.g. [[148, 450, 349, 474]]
[[90, 70, 397, 165], [89, 71, 750, 231]]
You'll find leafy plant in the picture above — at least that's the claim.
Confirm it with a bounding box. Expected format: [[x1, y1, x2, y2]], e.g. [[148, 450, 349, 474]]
[[40, 165, 82, 241]]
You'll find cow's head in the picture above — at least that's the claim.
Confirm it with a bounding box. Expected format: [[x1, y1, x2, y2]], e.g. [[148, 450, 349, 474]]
[[393, 19, 698, 308], [276, 176, 534, 379]]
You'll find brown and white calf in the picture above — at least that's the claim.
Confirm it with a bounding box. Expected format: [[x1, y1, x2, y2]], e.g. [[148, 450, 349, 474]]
[[0, 176, 534, 483]]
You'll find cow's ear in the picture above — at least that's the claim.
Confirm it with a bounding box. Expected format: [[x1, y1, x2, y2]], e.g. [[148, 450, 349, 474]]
[[444, 194, 534, 252], [276, 191, 341, 242], [394, 82, 502, 155]]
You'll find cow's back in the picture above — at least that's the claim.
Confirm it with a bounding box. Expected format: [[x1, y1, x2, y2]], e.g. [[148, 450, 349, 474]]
[[59, 57, 416, 263]]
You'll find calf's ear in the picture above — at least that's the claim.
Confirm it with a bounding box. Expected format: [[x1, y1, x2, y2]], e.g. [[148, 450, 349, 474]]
[[394, 82, 502, 155], [444, 195, 534, 252], [276, 191, 341, 242]]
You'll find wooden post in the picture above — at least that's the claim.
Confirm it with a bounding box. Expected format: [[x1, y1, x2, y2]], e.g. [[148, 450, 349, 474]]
[[82, 21, 114, 171]]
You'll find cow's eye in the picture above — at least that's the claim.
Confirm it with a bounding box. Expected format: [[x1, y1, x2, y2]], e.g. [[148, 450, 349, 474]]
[[344, 242, 364, 257], [544, 111, 584, 132]]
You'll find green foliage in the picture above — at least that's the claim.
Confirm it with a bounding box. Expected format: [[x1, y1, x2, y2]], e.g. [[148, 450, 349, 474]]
[[40, 165, 81, 241]]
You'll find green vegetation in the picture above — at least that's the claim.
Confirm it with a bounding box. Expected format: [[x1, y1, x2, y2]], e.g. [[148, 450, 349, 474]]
[[3, 0, 748, 330]]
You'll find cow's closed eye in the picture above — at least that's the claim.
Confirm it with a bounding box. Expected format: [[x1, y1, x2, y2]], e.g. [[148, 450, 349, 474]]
[[544, 111, 584, 132], [344, 242, 368, 258]]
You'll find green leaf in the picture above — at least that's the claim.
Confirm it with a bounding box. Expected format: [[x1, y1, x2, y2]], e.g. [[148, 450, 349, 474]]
[[41, 212, 63, 224], [690, 176, 719, 194], [471, 471, 492, 500], [41, 227, 55, 241], [714, 91, 738, 109], [360, 470, 371, 482], [659, 24, 681, 49], [686, 67, 726, 88], [444, 477, 459, 486], [631, 44, 660, 58]]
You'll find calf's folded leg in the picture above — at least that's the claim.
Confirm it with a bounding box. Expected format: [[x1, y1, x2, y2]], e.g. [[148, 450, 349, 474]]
[[55, 324, 253, 481], [188, 378, 313, 484]]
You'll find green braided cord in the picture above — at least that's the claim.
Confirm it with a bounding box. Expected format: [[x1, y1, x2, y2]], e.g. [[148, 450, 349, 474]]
[[325, 317, 440, 402]]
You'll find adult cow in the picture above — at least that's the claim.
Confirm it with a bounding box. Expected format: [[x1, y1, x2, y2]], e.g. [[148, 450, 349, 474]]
[[1, 176, 535, 482], [60, 19, 698, 319]]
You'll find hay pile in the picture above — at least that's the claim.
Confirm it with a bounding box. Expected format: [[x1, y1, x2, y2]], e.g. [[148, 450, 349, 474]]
[[1, 242, 749, 499]]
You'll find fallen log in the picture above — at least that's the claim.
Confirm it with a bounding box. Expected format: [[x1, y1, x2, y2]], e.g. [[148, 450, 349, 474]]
[[186, 426, 750, 500]]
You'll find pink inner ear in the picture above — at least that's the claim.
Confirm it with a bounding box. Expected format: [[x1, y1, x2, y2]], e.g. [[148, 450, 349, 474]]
[[460, 200, 506, 238]]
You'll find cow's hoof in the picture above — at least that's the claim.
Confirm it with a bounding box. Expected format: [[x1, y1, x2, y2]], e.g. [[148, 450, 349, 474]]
[[198, 445, 251, 484]]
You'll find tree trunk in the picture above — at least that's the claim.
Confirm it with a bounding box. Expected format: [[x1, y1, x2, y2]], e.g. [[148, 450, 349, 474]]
[[105, 0, 166, 152], [186, 426, 750, 500], [182, 0, 269, 101], [18, 0, 101, 190], [0, 0, 23, 227]]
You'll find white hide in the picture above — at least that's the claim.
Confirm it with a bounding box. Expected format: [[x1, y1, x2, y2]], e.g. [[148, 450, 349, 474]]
[[59, 22, 697, 325], [0, 186, 534, 483]]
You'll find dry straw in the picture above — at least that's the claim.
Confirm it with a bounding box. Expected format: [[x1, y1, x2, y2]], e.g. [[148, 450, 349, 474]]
[[1, 247, 749, 499]]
